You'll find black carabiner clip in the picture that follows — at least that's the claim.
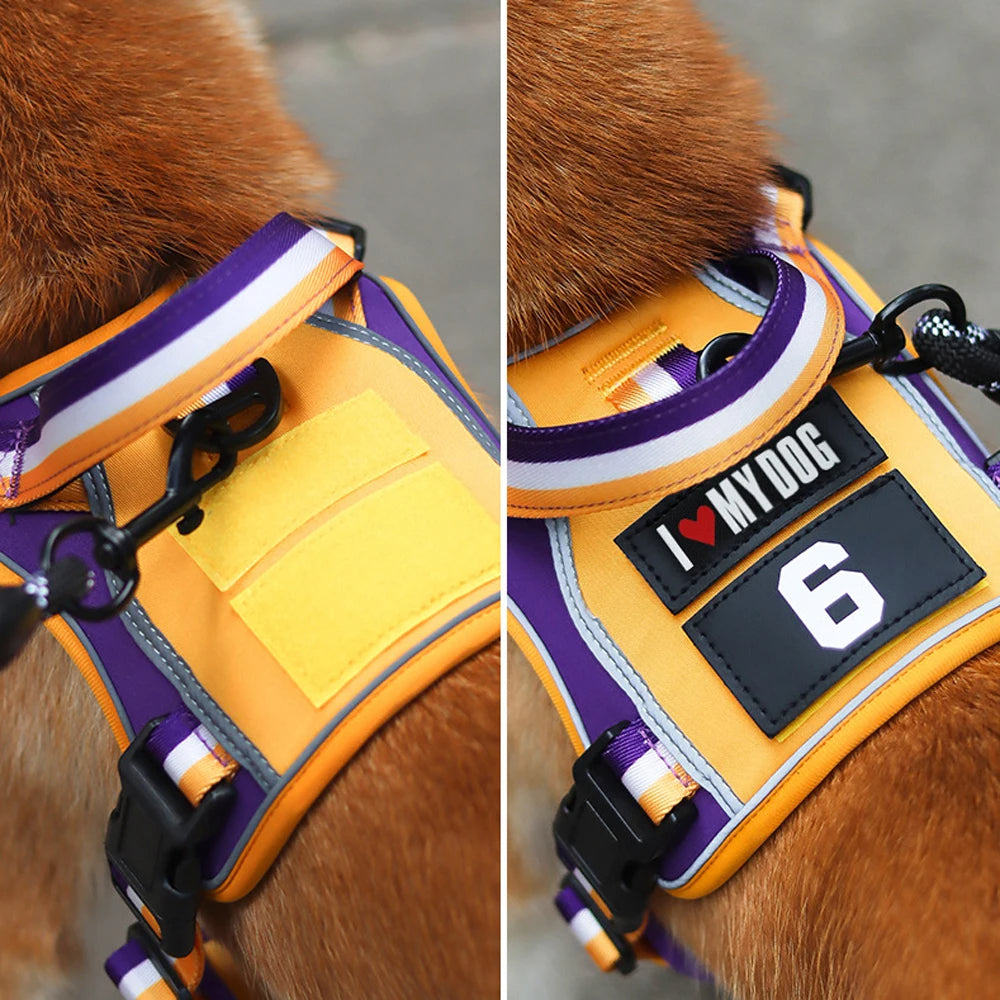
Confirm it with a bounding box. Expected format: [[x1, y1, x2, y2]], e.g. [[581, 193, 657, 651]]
[[861, 283, 967, 377], [38, 359, 283, 622], [164, 358, 282, 455]]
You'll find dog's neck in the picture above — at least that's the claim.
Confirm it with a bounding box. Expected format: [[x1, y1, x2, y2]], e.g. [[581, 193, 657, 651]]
[[0, 0, 329, 378], [507, 0, 774, 356]]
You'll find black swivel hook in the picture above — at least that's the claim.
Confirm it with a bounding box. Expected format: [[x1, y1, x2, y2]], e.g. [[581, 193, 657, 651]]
[[0, 359, 282, 664], [842, 283, 967, 377]]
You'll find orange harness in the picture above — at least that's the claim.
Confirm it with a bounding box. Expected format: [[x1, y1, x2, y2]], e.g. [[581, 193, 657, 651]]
[[0, 215, 500, 997], [509, 177, 1000, 973]]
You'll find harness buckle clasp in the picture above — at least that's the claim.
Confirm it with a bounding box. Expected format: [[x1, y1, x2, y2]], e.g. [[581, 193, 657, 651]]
[[105, 718, 235, 959], [553, 723, 696, 938], [124, 921, 195, 1000]]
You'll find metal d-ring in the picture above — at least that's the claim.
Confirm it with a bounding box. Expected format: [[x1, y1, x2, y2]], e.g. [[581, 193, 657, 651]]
[[696, 332, 751, 381], [39, 516, 138, 621], [697, 284, 969, 383]]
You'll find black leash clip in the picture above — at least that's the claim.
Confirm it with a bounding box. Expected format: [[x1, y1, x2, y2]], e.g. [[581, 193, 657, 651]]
[[0, 359, 282, 665], [843, 283, 967, 377]]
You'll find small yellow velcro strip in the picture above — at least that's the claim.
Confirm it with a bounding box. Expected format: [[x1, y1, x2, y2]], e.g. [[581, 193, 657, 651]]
[[231, 462, 500, 708], [175, 390, 427, 589]]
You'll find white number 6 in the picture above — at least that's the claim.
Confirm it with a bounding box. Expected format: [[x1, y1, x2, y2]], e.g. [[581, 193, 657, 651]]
[[777, 541, 884, 650]]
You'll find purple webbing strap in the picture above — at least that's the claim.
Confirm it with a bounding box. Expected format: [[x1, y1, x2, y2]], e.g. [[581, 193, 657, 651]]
[[105, 939, 161, 999], [657, 344, 699, 388], [554, 880, 622, 971], [643, 916, 713, 983], [0, 213, 356, 504], [985, 453, 1000, 489], [554, 876, 711, 981]]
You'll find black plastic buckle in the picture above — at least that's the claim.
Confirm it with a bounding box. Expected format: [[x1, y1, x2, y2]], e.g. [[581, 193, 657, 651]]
[[553, 723, 697, 936], [126, 921, 194, 1000], [106, 718, 235, 958]]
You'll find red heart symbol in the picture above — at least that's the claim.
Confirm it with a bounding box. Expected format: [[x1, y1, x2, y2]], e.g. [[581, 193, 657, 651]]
[[678, 505, 716, 546]]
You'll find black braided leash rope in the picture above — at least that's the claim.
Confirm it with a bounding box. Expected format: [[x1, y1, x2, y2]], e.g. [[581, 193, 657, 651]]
[[912, 309, 1000, 401]]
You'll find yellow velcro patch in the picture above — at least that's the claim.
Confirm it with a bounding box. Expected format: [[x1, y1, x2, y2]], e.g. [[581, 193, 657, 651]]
[[175, 390, 426, 589], [231, 462, 500, 708]]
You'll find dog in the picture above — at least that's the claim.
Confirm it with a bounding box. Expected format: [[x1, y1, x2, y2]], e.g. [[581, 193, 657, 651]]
[[0, 2, 499, 997], [507, 1, 1000, 997]]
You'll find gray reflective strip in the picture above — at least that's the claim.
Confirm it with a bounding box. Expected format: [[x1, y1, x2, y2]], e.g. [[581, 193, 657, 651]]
[[658, 593, 1000, 890], [697, 265, 768, 315], [506, 385, 535, 427], [508, 598, 590, 746], [307, 311, 499, 462], [546, 517, 741, 814], [656, 246, 1000, 887], [81, 465, 278, 789], [365, 275, 498, 442], [203, 593, 500, 891]]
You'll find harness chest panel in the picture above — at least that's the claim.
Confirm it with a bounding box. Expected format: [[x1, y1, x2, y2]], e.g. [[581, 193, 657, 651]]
[[0, 218, 500, 912], [508, 185, 1000, 905]]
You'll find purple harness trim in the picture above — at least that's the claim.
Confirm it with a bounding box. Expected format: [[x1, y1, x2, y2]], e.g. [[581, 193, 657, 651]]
[[508, 518, 637, 742], [518, 237, 1000, 978], [521, 336, 729, 974], [359, 277, 500, 450]]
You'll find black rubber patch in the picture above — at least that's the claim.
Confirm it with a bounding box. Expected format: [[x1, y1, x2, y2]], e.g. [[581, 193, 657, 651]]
[[616, 389, 885, 612], [684, 471, 983, 737]]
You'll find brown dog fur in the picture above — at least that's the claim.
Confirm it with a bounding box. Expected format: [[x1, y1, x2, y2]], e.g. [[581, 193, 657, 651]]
[[507, 0, 1000, 996], [0, 2, 499, 997], [507, 0, 772, 354]]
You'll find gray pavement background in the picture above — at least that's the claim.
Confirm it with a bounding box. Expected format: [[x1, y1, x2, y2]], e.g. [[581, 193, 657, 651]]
[[75, 0, 498, 996], [509, 2, 1000, 999]]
